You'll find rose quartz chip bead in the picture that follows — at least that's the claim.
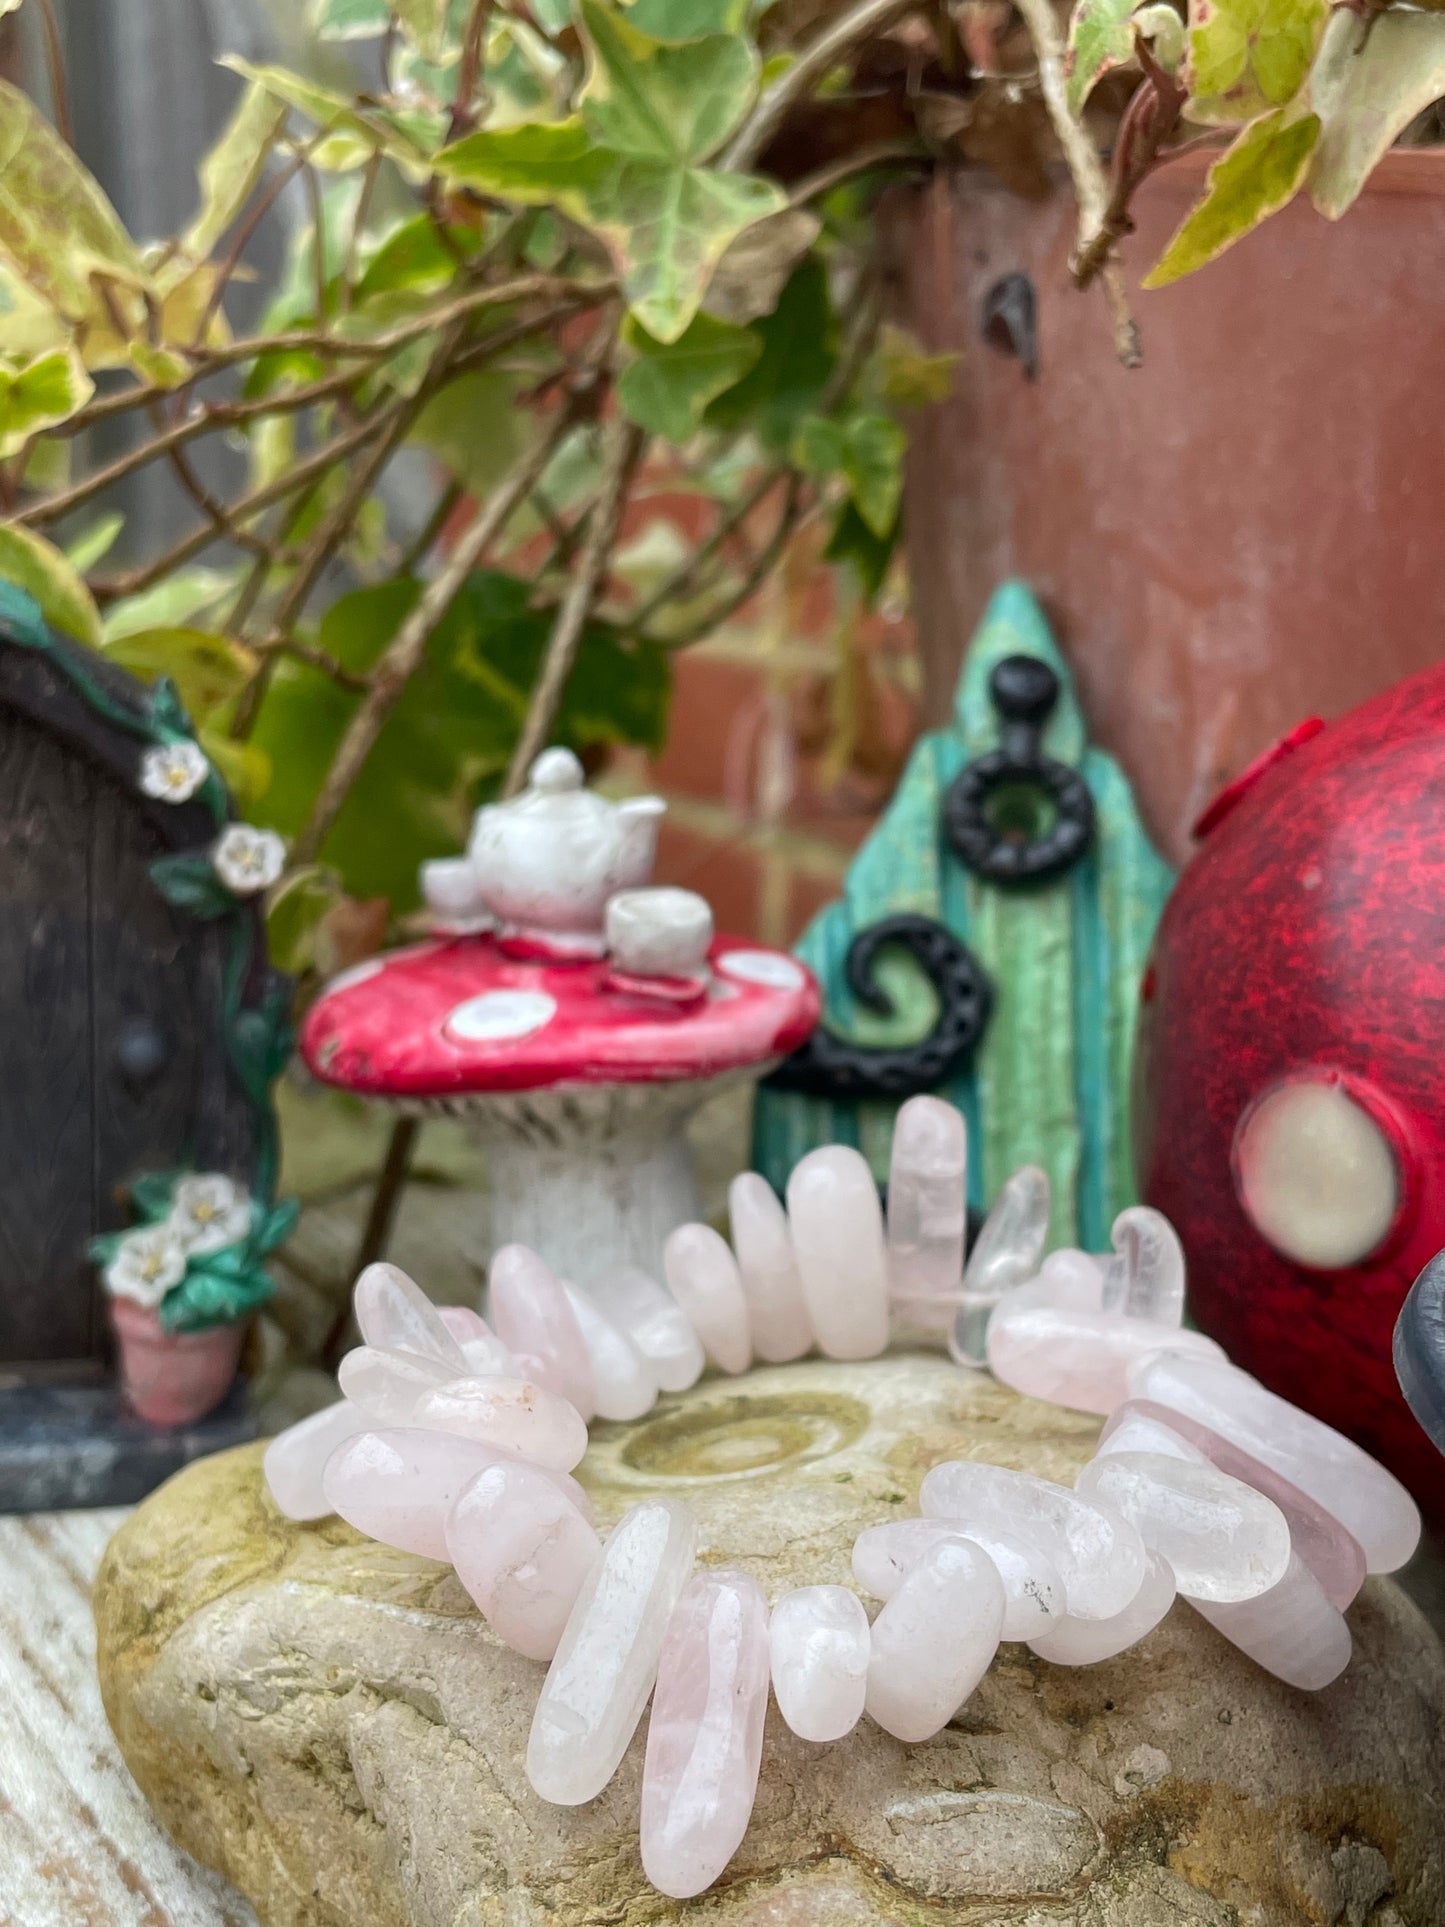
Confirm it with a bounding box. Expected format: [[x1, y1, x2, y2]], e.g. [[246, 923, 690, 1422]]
[[488, 1243, 597, 1420], [885, 1096, 967, 1331], [1129, 1350, 1421, 1574], [663, 1224, 752, 1374], [1102, 1399, 1367, 1610], [1028, 1552, 1177, 1666], [1077, 1451, 1291, 1603], [563, 1284, 658, 1421], [446, 1458, 602, 1660], [865, 1536, 1005, 1741], [852, 1518, 1066, 1641], [786, 1146, 889, 1360], [920, 1460, 1147, 1620], [587, 1264, 705, 1392], [338, 1344, 455, 1423], [986, 1295, 1224, 1416], [410, 1374, 589, 1469], [949, 1164, 1050, 1366], [437, 1303, 520, 1379], [354, 1261, 467, 1371], [263, 1398, 370, 1520], [728, 1173, 813, 1363], [641, 1571, 770, 1898], [769, 1584, 870, 1741], [528, 1498, 697, 1805], [1189, 1552, 1352, 1690], [322, 1427, 587, 1561]]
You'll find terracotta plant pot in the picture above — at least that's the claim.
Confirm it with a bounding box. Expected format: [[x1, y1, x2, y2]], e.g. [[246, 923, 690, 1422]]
[[109, 1298, 246, 1429], [887, 149, 1445, 864]]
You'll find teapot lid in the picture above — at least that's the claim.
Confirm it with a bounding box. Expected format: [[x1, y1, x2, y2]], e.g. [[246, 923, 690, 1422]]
[[527, 747, 584, 795]]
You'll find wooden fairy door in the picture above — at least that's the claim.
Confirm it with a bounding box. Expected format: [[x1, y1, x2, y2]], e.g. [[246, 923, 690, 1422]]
[[0, 636, 253, 1383]]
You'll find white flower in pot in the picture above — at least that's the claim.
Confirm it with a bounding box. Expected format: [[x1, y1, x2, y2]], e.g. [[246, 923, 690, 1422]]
[[168, 1173, 253, 1255], [212, 824, 286, 896], [104, 1225, 188, 1309], [139, 740, 210, 804]]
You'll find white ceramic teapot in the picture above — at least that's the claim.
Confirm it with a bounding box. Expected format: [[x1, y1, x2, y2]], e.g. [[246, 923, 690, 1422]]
[[463, 747, 666, 950]]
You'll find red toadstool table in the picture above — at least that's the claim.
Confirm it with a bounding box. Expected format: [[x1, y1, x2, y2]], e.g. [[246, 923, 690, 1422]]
[[300, 931, 819, 1285]]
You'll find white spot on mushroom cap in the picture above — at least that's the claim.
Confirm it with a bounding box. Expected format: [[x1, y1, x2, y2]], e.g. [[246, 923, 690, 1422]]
[[320, 957, 388, 999], [445, 990, 558, 1044], [716, 949, 806, 990]]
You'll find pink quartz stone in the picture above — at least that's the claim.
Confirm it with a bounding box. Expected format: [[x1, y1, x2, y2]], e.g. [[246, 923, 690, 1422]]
[[920, 1459, 1147, 1620], [438, 1303, 520, 1378], [353, 1261, 467, 1371], [786, 1146, 890, 1361], [949, 1164, 1050, 1366], [263, 1398, 370, 1520], [728, 1173, 813, 1363], [864, 1536, 1005, 1742], [337, 1344, 456, 1423], [437, 1304, 492, 1344], [1127, 1350, 1421, 1575], [409, 1373, 589, 1469], [640, 1570, 771, 1899], [885, 1096, 967, 1331], [446, 1458, 602, 1660], [851, 1518, 1066, 1640], [488, 1243, 597, 1420], [986, 1298, 1224, 1416], [662, 1224, 752, 1374], [323, 1428, 527, 1560], [1100, 1207, 1186, 1326], [563, 1283, 658, 1421], [587, 1265, 706, 1392], [768, 1584, 870, 1741], [1102, 1399, 1368, 1610], [1027, 1551, 1177, 1666], [1187, 1552, 1352, 1690], [1076, 1451, 1291, 1603]]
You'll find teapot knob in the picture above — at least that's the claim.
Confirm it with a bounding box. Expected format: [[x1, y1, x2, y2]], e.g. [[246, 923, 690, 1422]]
[[529, 747, 584, 794]]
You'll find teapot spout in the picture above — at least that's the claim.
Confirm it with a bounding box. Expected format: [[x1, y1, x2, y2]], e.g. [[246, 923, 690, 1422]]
[[616, 792, 667, 887]]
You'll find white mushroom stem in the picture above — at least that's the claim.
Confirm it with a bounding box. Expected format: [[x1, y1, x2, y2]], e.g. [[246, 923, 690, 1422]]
[[421, 1071, 768, 1286]]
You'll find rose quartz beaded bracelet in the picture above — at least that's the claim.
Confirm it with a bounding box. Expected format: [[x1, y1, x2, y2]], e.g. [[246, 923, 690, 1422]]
[[263, 1095, 1422, 1902]]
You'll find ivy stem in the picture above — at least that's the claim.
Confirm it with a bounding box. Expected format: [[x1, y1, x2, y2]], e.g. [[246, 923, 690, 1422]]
[[723, 0, 917, 170]]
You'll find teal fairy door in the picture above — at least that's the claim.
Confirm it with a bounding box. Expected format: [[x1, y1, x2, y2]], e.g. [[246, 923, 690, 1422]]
[[752, 581, 1175, 1250]]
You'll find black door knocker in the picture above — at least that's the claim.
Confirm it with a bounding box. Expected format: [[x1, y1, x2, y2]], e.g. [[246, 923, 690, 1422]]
[[763, 912, 993, 1100], [942, 654, 1095, 885]]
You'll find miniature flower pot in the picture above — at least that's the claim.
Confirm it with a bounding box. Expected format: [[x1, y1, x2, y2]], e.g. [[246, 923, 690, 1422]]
[[889, 148, 1445, 863], [109, 1299, 246, 1429]]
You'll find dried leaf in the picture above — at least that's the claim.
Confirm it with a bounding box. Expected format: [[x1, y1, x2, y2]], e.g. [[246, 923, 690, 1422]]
[[704, 207, 820, 324]]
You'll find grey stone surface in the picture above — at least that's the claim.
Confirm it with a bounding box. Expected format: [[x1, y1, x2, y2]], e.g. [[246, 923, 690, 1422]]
[[0, 1378, 254, 1512], [97, 1354, 1445, 1927]]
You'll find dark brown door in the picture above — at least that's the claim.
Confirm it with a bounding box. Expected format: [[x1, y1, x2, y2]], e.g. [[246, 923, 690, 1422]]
[[0, 709, 200, 1374]]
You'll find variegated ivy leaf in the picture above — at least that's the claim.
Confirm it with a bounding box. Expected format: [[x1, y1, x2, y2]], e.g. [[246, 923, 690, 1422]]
[[1185, 0, 1328, 128], [220, 59, 441, 171], [0, 345, 93, 453], [1309, 7, 1445, 220], [1065, 0, 1142, 117], [312, 0, 391, 36], [183, 81, 287, 260], [394, 0, 452, 62], [0, 522, 102, 646], [439, 1, 784, 341], [1143, 104, 1319, 287]]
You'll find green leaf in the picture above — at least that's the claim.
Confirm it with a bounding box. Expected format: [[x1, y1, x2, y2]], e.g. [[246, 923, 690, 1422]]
[[182, 81, 287, 259], [793, 410, 906, 538], [313, 0, 391, 34], [200, 727, 272, 809], [0, 81, 148, 358], [875, 323, 958, 410], [823, 497, 899, 604], [249, 573, 670, 908], [256, 1196, 302, 1252], [103, 627, 258, 722], [624, 0, 748, 36], [440, 3, 784, 340], [395, 0, 451, 59], [266, 863, 345, 974], [354, 213, 479, 303], [0, 521, 101, 645], [149, 851, 236, 920], [1065, 0, 1142, 115], [408, 369, 535, 497], [220, 58, 436, 168], [618, 310, 761, 439], [130, 1170, 185, 1221], [160, 1256, 275, 1334], [103, 566, 236, 641], [703, 257, 835, 448], [1143, 106, 1319, 287], [0, 345, 93, 451], [64, 512, 123, 575], [1308, 8, 1445, 221], [127, 340, 192, 389], [1185, 0, 1327, 127]]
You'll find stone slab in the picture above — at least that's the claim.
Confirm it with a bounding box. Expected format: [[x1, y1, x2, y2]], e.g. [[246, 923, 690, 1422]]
[[0, 1379, 255, 1512]]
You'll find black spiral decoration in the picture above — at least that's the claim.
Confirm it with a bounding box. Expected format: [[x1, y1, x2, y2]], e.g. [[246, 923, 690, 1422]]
[[763, 912, 992, 1100]]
